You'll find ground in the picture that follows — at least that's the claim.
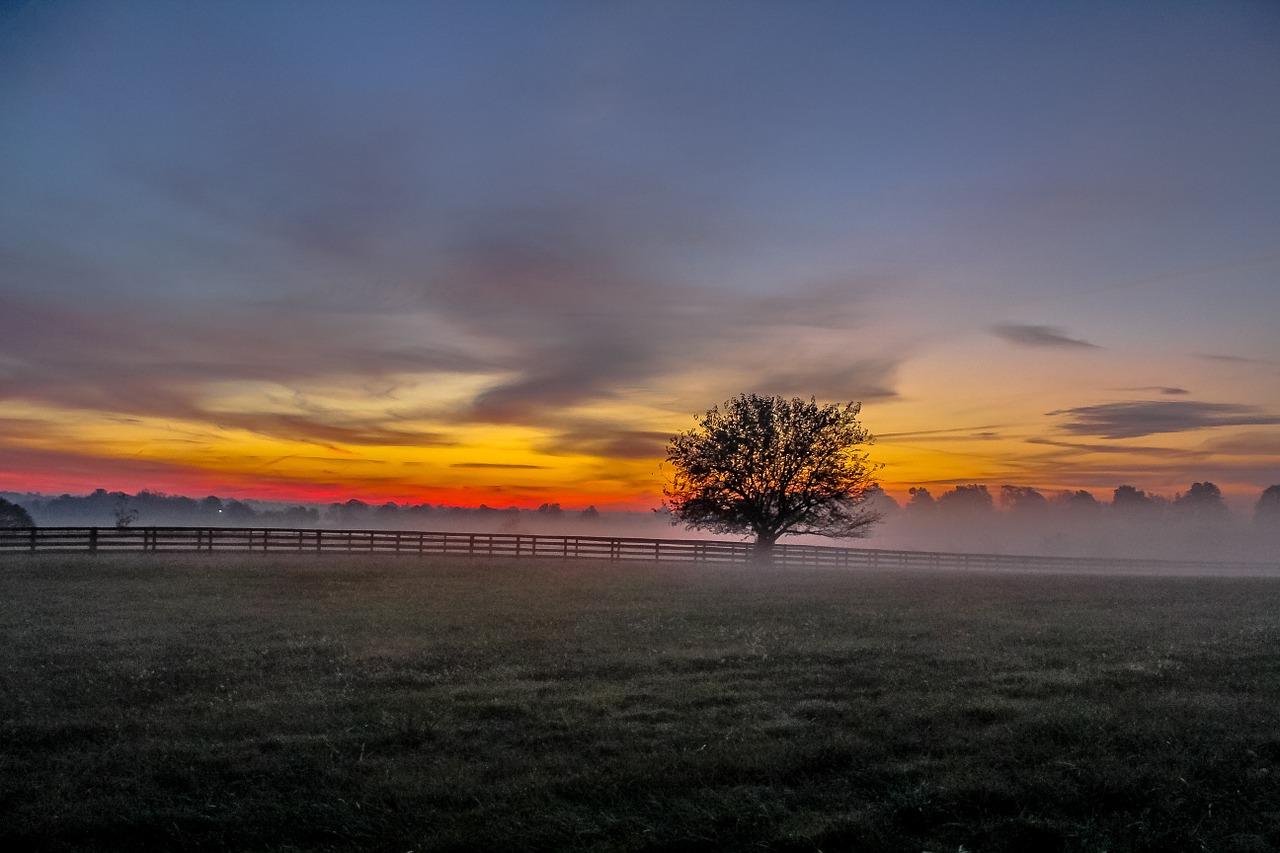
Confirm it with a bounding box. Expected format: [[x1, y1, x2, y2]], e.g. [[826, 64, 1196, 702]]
[[2, 553, 1278, 852]]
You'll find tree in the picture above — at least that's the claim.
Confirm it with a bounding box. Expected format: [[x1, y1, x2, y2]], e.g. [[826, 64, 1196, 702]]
[[0, 497, 34, 528], [1111, 484, 1164, 521], [664, 394, 881, 559], [112, 495, 138, 529], [1256, 485, 1280, 526], [1000, 485, 1048, 514], [906, 486, 936, 513], [1174, 481, 1228, 521], [937, 484, 993, 514]]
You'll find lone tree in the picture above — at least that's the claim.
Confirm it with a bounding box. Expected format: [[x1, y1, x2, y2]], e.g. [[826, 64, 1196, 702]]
[[0, 497, 34, 528], [664, 394, 881, 559]]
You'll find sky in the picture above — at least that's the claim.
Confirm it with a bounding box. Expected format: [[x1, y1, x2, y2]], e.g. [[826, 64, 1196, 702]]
[[2, 0, 1279, 512]]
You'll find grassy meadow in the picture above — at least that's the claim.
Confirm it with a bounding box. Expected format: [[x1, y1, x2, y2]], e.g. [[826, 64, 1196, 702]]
[[1, 553, 1278, 852]]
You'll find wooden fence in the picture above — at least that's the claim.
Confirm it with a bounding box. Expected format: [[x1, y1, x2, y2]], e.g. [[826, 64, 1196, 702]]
[[1, 526, 1276, 575]]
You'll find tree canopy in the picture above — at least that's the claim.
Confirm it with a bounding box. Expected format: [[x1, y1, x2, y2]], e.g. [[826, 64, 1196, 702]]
[[0, 497, 34, 528], [663, 394, 880, 557]]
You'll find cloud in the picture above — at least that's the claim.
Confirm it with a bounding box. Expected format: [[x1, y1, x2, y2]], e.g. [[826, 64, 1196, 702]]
[[450, 463, 550, 470], [1197, 431, 1280, 458], [1025, 437, 1186, 456], [747, 359, 900, 404], [992, 323, 1101, 349], [1194, 353, 1277, 366], [1049, 401, 1280, 439], [1120, 386, 1189, 396], [0, 296, 479, 450], [399, 210, 903, 427], [879, 425, 1007, 443], [536, 426, 675, 460], [207, 414, 451, 450]]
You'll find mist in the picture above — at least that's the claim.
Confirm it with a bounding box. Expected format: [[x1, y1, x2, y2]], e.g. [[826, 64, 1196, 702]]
[[7, 482, 1279, 566], [853, 483, 1280, 564]]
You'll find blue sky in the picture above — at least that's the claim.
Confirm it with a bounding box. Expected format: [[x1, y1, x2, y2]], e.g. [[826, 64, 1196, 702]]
[[2, 0, 1278, 508]]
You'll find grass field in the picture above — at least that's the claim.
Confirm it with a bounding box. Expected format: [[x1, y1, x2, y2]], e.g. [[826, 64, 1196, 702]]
[[2, 554, 1278, 852]]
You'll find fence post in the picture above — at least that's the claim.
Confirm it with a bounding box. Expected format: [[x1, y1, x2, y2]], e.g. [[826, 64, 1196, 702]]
[[88, 527, 97, 553]]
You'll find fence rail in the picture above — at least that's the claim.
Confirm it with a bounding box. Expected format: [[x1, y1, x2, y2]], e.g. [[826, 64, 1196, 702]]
[[1, 526, 1276, 575]]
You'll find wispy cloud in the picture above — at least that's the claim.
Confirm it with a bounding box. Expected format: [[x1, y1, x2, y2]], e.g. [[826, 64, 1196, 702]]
[[879, 426, 1007, 443], [1049, 401, 1280, 439], [450, 462, 551, 470], [992, 323, 1101, 349], [1120, 386, 1189, 396], [1194, 353, 1277, 366], [1025, 437, 1186, 456], [536, 426, 675, 460]]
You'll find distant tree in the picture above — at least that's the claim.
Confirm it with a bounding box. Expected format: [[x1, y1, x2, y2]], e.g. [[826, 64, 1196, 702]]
[[1000, 485, 1048, 514], [1112, 485, 1149, 508], [862, 484, 899, 514], [260, 505, 320, 526], [536, 503, 563, 516], [906, 486, 936, 512], [223, 499, 256, 522], [937, 484, 993, 514], [1256, 485, 1280, 525], [0, 497, 34, 528], [1060, 489, 1097, 506], [112, 495, 138, 529], [1174, 482, 1228, 520], [1111, 484, 1167, 521], [580, 505, 600, 522], [1053, 489, 1101, 517], [330, 499, 369, 527], [664, 394, 880, 559]]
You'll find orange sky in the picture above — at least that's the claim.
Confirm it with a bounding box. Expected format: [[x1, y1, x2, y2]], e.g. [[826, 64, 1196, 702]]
[[2, 3, 1279, 511]]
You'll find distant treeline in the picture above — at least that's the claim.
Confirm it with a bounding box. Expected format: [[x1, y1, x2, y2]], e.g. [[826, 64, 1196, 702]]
[[3, 481, 1278, 562], [889, 481, 1280, 523], [0, 489, 613, 533], [867, 482, 1280, 562]]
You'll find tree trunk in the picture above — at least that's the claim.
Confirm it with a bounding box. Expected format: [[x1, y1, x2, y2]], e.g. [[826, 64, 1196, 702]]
[[752, 533, 777, 566]]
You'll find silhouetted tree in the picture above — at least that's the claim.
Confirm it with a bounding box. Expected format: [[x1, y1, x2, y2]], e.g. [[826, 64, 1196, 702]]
[[906, 486, 936, 513], [1256, 485, 1280, 525], [664, 394, 880, 559], [1111, 485, 1166, 521], [330, 499, 369, 527], [862, 484, 899, 517], [1056, 489, 1098, 507], [1112, 485, 1149, 508], [0, 497, 34, 528], [1000, 485, 1048, 514], [113, 495, 138, 529], [1174, 482, 1228, 520], [580, 505, 600, 522], [222, 499, 256, 522], [937, 484, 993, 514]]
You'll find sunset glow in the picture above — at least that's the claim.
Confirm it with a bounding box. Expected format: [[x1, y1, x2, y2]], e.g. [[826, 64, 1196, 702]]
[[2, 2, 1278, 512]]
